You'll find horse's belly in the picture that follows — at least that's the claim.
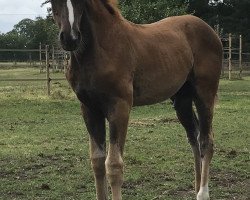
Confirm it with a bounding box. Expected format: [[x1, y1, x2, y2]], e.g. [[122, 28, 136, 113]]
[[132, 37, 193, 106], [132, 72, 187, 106]]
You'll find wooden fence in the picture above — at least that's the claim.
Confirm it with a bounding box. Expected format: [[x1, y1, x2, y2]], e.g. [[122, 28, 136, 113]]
[[0, 45, 67, 96], [221, 33, 250, 79], [0, 37, 250, 95]]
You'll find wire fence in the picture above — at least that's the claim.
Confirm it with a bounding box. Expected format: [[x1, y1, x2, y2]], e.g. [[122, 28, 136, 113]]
[[0, 45, 68, 96], [0, 37, 250, 95], [221, 33, 250, 79]]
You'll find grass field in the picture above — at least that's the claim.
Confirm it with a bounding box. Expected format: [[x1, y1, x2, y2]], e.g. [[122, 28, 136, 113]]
[[0, 68, 249, 200]]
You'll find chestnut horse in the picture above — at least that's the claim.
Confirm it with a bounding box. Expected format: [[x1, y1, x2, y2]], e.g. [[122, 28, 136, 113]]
[[49, 0, 222, 199]]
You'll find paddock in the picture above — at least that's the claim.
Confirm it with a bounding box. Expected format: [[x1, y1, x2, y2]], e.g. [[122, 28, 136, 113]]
[[1, 37, 250, 97], [0, 67, 249, 199]]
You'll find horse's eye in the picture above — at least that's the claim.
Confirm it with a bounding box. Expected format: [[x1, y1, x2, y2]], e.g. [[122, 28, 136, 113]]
[[54, 11, 59, 16]]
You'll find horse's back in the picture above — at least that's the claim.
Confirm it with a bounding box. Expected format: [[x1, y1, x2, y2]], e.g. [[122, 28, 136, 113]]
[[147, 15, 222, 55], [130, 15, 222, 106], [143, 15, 222, 54], [161, 15, 223, 72]]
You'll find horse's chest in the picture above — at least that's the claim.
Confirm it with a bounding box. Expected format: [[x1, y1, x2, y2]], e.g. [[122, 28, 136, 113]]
[[67, 68, 119, 110], [73, 82, 111, 112], [75, 88, 99, 107]]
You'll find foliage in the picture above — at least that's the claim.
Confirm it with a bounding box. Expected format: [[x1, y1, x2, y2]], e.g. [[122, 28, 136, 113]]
[[120, 0, 187, 24], [218, 0, 250, 50], [1, 0, 250, 53], [0, 16, 58, 61], [0, 17, 58, 49], [188, 0, 250, 51]]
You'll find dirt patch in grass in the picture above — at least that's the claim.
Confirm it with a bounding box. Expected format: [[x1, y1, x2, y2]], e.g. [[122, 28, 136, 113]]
[[158, 185, 194, 199], [0, 152, 77, 182], [211, 169, 250, 199], [130, 117, 179, 127]]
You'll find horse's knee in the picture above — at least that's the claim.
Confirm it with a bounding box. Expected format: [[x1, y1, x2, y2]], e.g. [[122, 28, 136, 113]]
[[92, 157, 106, 178], [186, 130, 198, 146], [105, 154, 124, 186]]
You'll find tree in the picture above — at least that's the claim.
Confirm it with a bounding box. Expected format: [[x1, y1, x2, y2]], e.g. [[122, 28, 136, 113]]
[[217, 0, 250, 33], [120, 0, 187, 24], [8, 17, 59, 49], [220, 0, 250, 51], [187, 0, 250, 51], [0, 14, 59, 61], [0, 31, 25, 49], [13, 19, 35, 38], [0, 31, 28, 61]]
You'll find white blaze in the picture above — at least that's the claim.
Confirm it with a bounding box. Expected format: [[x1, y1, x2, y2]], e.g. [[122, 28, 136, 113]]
[[67, 0, 75, 38], [67, 0, 74, 28]]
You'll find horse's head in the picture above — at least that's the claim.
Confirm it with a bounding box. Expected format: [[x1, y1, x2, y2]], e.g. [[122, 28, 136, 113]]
[[50, 0, 86, 51]]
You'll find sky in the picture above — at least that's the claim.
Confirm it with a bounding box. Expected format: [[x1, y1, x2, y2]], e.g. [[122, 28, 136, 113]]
[[0, 0, 50, 33]]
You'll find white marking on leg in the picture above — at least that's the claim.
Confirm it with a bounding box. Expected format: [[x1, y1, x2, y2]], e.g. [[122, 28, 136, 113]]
[[92, 144, 106, 159], [197, 183, 210, 200], [66, 0, 76, 39]]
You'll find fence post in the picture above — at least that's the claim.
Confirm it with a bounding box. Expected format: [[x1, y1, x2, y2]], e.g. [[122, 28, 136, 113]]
[[52, 45, 56, 72], [29, 53, 32, 66], [228, 33, 232, 80], [39, 43, 43, 73], [239, 35, 242, 78], [45, 45, 51, 96], [64, 53, 68, 73], [13, 53, 17, 66]]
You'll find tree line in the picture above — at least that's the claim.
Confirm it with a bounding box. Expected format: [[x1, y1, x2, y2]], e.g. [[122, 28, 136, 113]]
[[0, 0, 249, 59]]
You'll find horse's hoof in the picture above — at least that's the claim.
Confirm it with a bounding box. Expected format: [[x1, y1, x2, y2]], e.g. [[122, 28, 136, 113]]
[[197, 192, 210, 200]]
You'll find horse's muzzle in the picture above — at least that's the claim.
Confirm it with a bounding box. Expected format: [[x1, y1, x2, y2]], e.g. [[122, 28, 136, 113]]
[[60, 31, 81, 51]]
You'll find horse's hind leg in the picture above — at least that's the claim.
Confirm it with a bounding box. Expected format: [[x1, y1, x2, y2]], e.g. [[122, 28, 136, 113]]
[[172, 82, 201, 194], [194, 78, 219, 200]]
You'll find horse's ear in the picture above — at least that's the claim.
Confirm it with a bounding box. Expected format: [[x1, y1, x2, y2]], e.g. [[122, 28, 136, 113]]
[[109, 0, 118, 6], [41, 0, 51, 6], [100, 0, 118, 15]]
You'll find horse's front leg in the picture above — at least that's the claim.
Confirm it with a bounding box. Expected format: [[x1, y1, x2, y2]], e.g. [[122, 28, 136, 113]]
[[81, 103, 108, 200], [106, 98, 132, 200]]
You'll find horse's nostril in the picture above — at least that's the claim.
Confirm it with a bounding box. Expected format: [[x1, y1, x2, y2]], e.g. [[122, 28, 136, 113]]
[[77, 31, 81, 41], [72, 31, 81, 42], [60, 32, 65, 41], [59, 30, 80, 51]]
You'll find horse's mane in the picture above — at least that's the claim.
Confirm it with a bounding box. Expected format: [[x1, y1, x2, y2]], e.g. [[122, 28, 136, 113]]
[[106, 0, 118, 7], [42, 0, 120, 16], [100, 0, 120, 16]]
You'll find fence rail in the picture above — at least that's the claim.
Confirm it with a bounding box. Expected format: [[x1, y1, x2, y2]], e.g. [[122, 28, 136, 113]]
[[0, 49, 42, 52], [0, 37, 250, 95], [0, 78, 65, 82], [0, 45, 68, 96]]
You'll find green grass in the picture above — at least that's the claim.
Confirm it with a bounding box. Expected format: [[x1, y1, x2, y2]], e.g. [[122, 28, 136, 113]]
[[0, 68, 249, 200]]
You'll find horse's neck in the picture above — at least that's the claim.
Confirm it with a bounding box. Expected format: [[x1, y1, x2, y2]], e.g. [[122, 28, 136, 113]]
[[89, 3, 122, 44], [77, 3, 123, 59]]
